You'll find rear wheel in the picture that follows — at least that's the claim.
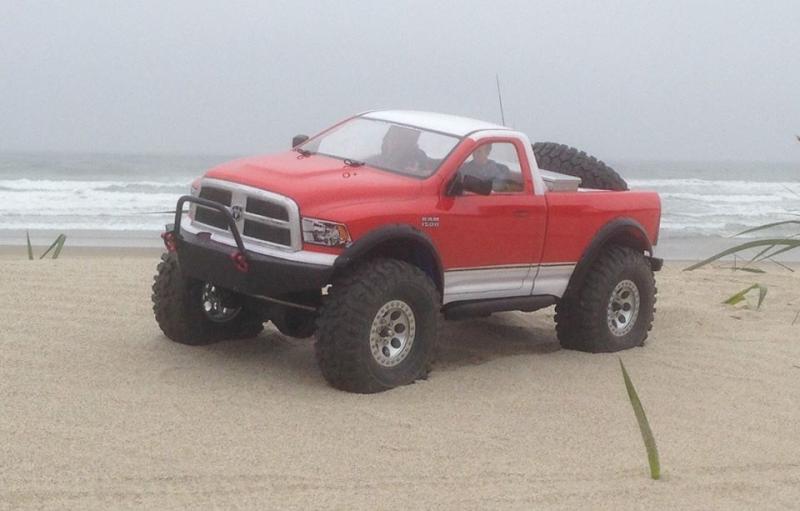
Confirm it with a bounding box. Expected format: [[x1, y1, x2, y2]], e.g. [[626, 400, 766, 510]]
[[532, 142, 628, 191], [271, 306, 317, 339], [555, 245, 656, 352], [315, 259, 439, 393], [152, 252, 264, 345]]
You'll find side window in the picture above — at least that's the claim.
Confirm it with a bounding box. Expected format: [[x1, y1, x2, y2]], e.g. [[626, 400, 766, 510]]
[[458, 142, 524, 194]]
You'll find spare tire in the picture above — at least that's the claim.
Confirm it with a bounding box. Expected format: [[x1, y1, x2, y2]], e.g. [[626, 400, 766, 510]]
[[532, 142, 628, 191]]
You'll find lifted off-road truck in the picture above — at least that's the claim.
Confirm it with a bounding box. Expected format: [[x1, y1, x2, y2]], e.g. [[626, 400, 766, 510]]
[[153, 110, 662, 393]]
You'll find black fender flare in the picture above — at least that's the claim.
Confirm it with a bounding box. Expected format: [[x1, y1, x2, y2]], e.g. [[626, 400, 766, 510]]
[[564, 217, 660, 297], [334, 224, 444, 293]]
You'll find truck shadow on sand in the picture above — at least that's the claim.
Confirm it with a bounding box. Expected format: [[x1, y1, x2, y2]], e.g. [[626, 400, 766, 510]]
[[161, 311, 561, 387], [435, 312, 560, 369]]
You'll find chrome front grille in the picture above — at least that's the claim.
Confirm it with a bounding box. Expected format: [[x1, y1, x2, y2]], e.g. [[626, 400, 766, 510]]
[[243, 219, 292, 246], [246, 197, 289, 221], [199, 186, 232, 205], [194, 186, 231, 230], [190, 178, 301, 251]]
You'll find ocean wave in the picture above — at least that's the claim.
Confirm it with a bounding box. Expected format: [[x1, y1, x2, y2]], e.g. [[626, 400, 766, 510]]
[[661, 219, 796, 232], [0, 196, 180, 218], [661, 201, 800, 217], [0, 221, 169, 231], [0, 212, 171, 230], [1, 175, 798, 237], [629, 177, 799, 187], [662, 192, 799, 203], [629, 178, 800, 195], [0, 178, 189, 193], [98, 183, 188, 193]]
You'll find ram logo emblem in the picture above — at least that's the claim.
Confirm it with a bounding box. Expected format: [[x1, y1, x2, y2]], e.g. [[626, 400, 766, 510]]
[[422, 216, 439, 228]]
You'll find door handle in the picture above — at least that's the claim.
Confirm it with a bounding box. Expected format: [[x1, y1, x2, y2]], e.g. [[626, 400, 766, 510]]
[[513, 210, 530, 218]]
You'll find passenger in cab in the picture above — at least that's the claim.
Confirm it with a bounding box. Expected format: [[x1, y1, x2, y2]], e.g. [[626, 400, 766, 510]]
[[459, 143, 522, 192]]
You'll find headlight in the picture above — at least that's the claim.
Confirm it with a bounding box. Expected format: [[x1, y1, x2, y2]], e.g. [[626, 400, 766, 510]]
[[302, 217, 351, 247]]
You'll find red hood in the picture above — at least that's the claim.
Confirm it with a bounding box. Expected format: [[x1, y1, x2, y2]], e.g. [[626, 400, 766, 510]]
[[204, 151, 423, 217]]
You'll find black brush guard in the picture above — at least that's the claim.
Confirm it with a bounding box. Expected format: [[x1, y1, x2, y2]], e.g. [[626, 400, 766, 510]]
[[166, 195, 333, 306]]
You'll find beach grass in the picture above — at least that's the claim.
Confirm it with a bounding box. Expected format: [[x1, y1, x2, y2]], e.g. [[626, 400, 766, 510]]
[[723, 283, 768, 310], [683, 202, 796, 314], [39, 234, 67, 259], [26, 230, 34, 260], [25, 232, 68, 260], [685, 219, 800, 272], [619, 358, 660, 480]]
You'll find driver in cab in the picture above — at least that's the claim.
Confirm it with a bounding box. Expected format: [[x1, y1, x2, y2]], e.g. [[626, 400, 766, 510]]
[[367, 125, 432, 175]]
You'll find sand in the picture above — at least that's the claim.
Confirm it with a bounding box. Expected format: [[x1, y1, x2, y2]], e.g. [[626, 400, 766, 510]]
[[1, 252, 799, 510]]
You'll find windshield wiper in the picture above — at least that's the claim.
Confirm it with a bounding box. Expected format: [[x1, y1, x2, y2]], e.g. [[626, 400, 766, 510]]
[[294, 147, 314, 157], [343, 158, 365, 167]]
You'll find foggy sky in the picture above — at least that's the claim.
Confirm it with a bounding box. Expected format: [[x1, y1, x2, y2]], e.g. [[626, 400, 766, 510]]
[[1, 0, 798, 161]]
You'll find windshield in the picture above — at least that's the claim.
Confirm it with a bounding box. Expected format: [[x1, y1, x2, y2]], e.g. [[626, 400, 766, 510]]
[[300, 117, 461, 178]]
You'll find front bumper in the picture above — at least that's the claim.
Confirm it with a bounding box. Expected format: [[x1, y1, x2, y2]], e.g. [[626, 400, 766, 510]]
[[170, 195, 334, 303]]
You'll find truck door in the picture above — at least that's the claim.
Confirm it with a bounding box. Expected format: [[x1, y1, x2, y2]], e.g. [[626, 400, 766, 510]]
[[432, 138, 547, 304]]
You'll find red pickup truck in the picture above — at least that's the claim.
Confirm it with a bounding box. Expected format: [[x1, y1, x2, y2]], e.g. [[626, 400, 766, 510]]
[[153, 110, 661, 393]]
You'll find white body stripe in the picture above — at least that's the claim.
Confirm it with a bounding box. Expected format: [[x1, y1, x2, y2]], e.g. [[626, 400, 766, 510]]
[[443, 266, 535, 304], [531, 264, 576, 297], [442, 263, 576, 305]]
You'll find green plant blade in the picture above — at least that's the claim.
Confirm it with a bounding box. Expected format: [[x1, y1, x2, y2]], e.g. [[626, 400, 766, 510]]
[[52, 234, 67, 259], [724, 284, 757, 306], [745, 244, 776, 267], [757, 285, 768, 309], [733, 220, 800, 237], [756, 244, 799, 263], [619, 359, 660, 480], [26, 230, 33, 260], [769, 258, 795, 272], [731, 267, 766, 274], [39, 234, 63, 259], [723, 283, 767, 310], [684, 239, 800, 271]]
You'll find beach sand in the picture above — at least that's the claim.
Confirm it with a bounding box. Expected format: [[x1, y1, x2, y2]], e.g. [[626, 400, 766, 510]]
[[1, 252, 799, 509]]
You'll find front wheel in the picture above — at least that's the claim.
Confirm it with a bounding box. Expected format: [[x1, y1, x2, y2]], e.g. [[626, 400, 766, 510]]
[[152, 252, 264, 345], [555, 245, 656, 352], [315, 259, 440, 393]]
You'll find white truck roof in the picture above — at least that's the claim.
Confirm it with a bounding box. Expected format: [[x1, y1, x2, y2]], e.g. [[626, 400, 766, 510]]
[[362, 110, 509, 137]]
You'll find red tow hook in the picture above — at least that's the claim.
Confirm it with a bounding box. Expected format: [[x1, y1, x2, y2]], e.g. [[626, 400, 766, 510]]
[[161, 231, 177, 252], [230, 251, 250, 273]]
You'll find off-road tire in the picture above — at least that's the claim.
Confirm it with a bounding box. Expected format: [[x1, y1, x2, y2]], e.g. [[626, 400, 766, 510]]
[[271, 306, 317, 339], [555, 245, 656, 352], [315, 259, 439, 393], [152, 252, 263, 345], [532, 142, 628, 191]]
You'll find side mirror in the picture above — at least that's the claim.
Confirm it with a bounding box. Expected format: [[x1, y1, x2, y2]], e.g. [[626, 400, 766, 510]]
[[446, 174, 492, 196], [292, 134, 309, 148]]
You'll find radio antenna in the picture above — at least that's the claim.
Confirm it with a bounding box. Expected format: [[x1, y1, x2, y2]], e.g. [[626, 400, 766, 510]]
[[495, 73, 506, 126]]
